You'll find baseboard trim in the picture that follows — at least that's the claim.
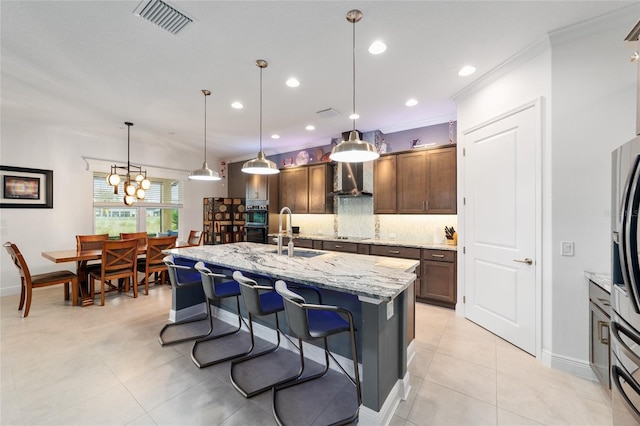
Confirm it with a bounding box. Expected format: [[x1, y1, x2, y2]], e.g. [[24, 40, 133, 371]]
[[541, 348, 598, 381], [170, 302, 206, 322], [359, 371, 411, 426]]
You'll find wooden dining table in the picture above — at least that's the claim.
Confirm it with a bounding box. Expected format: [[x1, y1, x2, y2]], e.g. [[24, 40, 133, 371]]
[[42, 245, 147, 306]]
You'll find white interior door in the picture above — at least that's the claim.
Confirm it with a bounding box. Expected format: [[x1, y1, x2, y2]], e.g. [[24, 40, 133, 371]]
[[463, 103, 538, 355]]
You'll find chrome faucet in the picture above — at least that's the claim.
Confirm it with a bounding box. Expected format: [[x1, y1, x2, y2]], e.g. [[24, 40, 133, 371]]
[[278, 207, 294, 257]]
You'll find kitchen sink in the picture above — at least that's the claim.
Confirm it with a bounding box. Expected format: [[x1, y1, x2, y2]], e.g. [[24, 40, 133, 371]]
[[268, 248, 325, 258]]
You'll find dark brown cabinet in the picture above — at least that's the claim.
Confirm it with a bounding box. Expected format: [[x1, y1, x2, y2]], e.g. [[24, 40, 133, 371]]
[[589, 280, 611, 390], [279, 163, 334, 214], [308, 164, 334, 214], [394, 145, 457, 214], [279, 167, 308, 213], [420, 249, 456, 308], [321, 240, 358, 253], [373, 155, 397, 213]]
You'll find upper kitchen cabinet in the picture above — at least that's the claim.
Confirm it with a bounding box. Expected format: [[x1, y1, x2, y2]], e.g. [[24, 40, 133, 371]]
[[396, 145, 457, 214], [373, 155, 397, 213], [246, 173, 268, 202], [279, 163, 334, 214], [308, 163, 334, 214]]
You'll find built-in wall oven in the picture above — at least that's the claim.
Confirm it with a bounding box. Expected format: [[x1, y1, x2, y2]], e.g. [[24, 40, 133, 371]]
[[245, 204, 268, 244], [611, 135, 640, 425]]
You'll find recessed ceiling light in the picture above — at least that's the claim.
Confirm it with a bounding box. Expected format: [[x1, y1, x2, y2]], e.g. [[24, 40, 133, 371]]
[[458, 65, 476, 77], [405, 99, 418, 107], [271, 134, 280, 139], [348, 113, 360, 120], [231, 101, 243, 109], [286, 78, 300, 88], [305, 125, 315, 131], [369, 41, 387, 55]]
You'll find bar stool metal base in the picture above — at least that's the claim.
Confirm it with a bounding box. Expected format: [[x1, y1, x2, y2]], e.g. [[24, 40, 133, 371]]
[[158, 312, 212, 346]]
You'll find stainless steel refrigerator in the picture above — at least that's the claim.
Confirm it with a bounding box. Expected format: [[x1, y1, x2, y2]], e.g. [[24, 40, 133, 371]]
[[611, 135, 640, 425]]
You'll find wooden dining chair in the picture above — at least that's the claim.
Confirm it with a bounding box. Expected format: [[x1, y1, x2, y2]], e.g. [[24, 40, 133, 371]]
[[89, 238, 138, 306], [187, 230, 203, 246], [3, 242, 78, 317], [120, 232, 148, 248], [76, 233, 110, 273], [137, 236, 177, 294]]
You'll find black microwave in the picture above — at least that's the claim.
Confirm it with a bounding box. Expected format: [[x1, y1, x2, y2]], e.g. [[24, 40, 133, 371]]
[[246, 210, 268, 226]]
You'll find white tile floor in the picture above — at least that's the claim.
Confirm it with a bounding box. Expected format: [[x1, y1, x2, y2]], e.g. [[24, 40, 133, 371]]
[[1, 284, 612, 425]]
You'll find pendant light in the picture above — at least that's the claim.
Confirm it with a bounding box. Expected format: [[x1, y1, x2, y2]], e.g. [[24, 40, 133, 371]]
[[189, 89, 222, 181], [242, 59, 279, 175], [330, 10, 379, 163], [106, 122, 151, 206]]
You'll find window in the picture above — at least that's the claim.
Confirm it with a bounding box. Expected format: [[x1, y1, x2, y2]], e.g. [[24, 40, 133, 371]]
[[93, 173, 182, 238]]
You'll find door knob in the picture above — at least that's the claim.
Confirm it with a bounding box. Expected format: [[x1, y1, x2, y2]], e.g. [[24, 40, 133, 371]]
[[513, 258, 533, 265]]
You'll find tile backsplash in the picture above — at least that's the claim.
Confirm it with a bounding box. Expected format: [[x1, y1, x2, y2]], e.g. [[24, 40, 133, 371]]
[[291, 196, 457, 244]]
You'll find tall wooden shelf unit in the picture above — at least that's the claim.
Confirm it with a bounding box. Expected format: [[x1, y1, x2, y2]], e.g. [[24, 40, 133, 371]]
[[203, 197, 246, 245]]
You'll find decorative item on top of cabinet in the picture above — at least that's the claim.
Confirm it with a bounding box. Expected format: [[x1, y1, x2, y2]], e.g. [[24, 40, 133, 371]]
[[589, 280, 611, 391], [420, 249, 456, 308]]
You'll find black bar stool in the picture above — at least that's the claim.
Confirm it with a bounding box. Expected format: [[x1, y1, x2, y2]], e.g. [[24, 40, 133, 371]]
[[191, 261, 252, 368], [230, 271, 303, 397], [274, 280, 362, 426], [158, 255, 212, 346]]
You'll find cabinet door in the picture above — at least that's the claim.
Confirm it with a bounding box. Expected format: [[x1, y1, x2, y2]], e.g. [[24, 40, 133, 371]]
[[246, 174, 268, 202], [589, 301, 610, 389], [397, 151, 429, 213], [374, 155, 397, 213], [426, 147, 456, 213], [308, 164, 333, 214], [279, 168, 308, 213], [421, 259, 456, 307]]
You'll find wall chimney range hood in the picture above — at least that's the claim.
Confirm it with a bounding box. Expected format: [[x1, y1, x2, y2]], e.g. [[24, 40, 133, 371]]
[[331, 162, 372, 197]]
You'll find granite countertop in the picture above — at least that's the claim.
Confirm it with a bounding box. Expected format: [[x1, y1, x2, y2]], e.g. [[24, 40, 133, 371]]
[[269, 233, 458, 251], [585, 271, 612, 294], [167, 242, 419, 302]]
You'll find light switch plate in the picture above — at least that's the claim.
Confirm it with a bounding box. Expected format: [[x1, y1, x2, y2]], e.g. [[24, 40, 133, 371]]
[[561, 241, 575, 256]]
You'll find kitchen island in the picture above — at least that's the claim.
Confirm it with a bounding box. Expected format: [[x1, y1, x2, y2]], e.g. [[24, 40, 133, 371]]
[[166, 242, 419, 425]]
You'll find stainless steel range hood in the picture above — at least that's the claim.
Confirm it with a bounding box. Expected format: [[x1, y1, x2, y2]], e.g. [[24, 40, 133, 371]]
[[330, 162, 372, 197]]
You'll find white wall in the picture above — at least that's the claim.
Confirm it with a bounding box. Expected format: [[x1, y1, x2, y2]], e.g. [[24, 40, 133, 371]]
[[548, 10, 638, 365], [454, 7, 638, 373], [0, 116, 226, 296]]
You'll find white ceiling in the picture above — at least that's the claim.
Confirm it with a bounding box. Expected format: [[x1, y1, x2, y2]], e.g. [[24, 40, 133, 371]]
[[1, 1, 635, 162]]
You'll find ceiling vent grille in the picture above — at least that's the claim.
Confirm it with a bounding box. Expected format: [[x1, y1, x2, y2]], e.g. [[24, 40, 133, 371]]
[[316, 108, 341, 119], [133, 0, 193, 35]]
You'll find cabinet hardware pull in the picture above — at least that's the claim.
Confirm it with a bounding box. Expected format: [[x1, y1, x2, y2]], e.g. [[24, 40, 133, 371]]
[[432, 254, 445, 258], [389, 250, 400, 254], [335, 245, 343, 248], [513, 258, 533, 265], [597, 320, 610, 345]]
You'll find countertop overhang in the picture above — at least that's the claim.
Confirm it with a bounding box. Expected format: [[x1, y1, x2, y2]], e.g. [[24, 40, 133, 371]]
[[167, 242, 419, 302], [269, 233, 458, 251]]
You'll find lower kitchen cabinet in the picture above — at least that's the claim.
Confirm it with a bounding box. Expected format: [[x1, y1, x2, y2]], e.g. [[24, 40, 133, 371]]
[[321, 240, 358, 253], [589, 280, 611, 391], [420, 249, 456, 308]]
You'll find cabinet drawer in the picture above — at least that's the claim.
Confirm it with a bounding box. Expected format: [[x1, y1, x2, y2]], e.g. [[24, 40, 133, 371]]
[[321, 241, 358, 253], [370, 245, 420, 260], [294, 238, 314, 249], [423, 249, 455, 263], [589, 280, 611, 316]]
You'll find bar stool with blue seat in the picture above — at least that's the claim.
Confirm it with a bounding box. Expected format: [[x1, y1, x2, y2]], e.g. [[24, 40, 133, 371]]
[[274, 280, 362, 426], [230, 271, 304, 398], [158, 255, 213, 346], [191, 261, 252, 368]]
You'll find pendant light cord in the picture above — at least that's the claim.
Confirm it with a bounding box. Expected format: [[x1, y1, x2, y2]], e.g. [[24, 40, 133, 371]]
[[352, 16, 357, 132], [126, 122, 131, 179], [259, 65, 263, 152], [203, 92, 207, 160]]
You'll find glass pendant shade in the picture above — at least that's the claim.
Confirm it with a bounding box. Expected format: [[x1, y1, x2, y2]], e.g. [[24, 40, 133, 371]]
[[124, 181, 136, 196], [242, 151, 279, 175], [124, 195, 135, 206], [135, 187, 145, 199], [107, 173, 121, 186], [330, 130, 379, 162], [242, 59, 280, 175], [189, 89, 222, 181], [329, 9, 379, 163], [141, 178, 151, 190]]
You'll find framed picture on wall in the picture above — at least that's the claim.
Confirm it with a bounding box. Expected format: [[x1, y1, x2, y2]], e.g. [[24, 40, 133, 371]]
[[0, 166, 53, 208]]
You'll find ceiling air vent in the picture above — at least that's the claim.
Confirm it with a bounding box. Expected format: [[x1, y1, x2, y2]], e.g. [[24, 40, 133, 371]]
[[316, 108, 341, 119], [133, 0, 193, 35]]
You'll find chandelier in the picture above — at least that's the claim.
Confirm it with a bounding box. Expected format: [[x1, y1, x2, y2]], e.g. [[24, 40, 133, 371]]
[[106, 122, 151, 206]]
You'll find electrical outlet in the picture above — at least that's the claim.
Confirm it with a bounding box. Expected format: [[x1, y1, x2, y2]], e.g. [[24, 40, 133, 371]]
[[561, 241, 575, 256], [386, 301, 394, 320]]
